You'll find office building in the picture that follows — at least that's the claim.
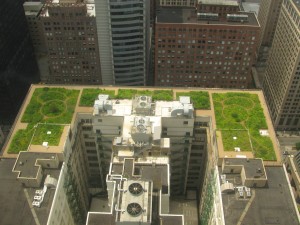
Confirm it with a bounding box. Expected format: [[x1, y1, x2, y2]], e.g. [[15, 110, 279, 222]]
[[257, 0, 283, 65], [0, 126, 4, 150], [94, 0, 149, 85], [216, 158, 299, 225], [1, 85, 298, 225], [154, 2, 260, 88], [1, 86, 210, 225], [159, 0, 197, 7], [258, 0, 283, 48], [0, 0, 39, 124], [263, 0, 300, 130], [24, 0, 102, 85], [286, 151, 300, 203]]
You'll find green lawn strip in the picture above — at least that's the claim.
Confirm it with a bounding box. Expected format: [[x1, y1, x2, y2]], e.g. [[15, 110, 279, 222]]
[[116, 89, 173, 101], [21, 97, 43, 124], [137, 89, 153, 96], [9, 88, 79, 154], [176, 91, 210, 109], [79, 89, 116, 106], [152, 90, 173, 101], [116, 89, 138, 99], [8, 125, 35, 154], [250, 133, 277, 160], [212, 92, 276, 160], [31, 124, 64, 146], [221, 129, 252, 152]]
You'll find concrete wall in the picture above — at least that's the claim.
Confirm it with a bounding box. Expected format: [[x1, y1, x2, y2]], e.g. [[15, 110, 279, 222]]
[[47, 164, 75, 225]]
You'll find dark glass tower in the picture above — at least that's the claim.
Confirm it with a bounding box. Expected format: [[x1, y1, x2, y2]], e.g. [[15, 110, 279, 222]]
[[0, 0, 39, 124]]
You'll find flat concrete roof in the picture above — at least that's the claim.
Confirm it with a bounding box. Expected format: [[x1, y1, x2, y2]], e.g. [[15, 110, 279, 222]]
[[13, 152, 58, 178], [0, 158, 59, 225], [160, 215, 184, 225], [199, 0, 239, 6], [112, 158, 169, 188], [87, 213, 114, 225], [221, 166, 299, 225], [223, 158, 266, 179], [156, 7, 259, 26]]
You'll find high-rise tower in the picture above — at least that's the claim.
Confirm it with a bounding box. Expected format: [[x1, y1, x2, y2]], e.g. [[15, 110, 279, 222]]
[[154, 2, 260, 88], [263, 0, 300, 130], [95, 0, 149, 85], [257, 0, 283, 65], [258, 0, 283, 48], [0, 0, 39, 124], [25, 0, 103, 85]]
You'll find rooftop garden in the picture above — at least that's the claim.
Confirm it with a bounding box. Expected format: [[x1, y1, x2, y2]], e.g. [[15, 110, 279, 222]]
[[8, 88, 79, 154], [31, 124, 64, 146], [176, 91, 210, 109], [213, 92, 276, 160], [79, 88, 116, 106], [79, 88, 174, 106], [116, 89, 173, 101]]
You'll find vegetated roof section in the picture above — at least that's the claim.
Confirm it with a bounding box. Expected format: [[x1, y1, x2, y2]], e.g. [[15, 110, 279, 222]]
[[156, 7, 259, 26], [116, 89, 173, 101], [21, 87, 79, 124], [213, 92, 276, 160], [8, 88, 79, 154], [176, 91, 210, 109], [13, 152, 59, 178], [79, 88, 116, 106], [8, 125, 35, 154], [31, 124, 64, 146], [221, 129, 252, 152], [8, 123, 65, 154], [79, 88, 174, 107]]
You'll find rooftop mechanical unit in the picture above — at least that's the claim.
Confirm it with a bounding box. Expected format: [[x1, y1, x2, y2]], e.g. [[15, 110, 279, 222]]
[[197, 13, 219, 21], [133, 96, 152, 115], [227, 14, 248, 22], [118, 180, 152, 224]]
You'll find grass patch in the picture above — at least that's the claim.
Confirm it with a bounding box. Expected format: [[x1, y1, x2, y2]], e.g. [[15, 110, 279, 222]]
[[41, 100, 66, 117], [116, 89, 137, 99], [8, 125, 35, 154], [213, 92, 276, 160], [8, 88, 79, 154], [176, 91, 210, 109], [31, 124, 64, 146], [116, 89, 174, 101], [152, 90, 173, 101], [22, 88, 79, 124], [221, 130, 252, 152], [79, 89, 116, 106]]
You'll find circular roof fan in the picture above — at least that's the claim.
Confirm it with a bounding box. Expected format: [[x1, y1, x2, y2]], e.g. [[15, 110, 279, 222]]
[[127, 203, 142, 217], [129, 183, 143, 195], [139, 118, 145, 124], [139, 102, 147, 107], [140, 96, 147, 101], [137, 124, 146, 133]]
